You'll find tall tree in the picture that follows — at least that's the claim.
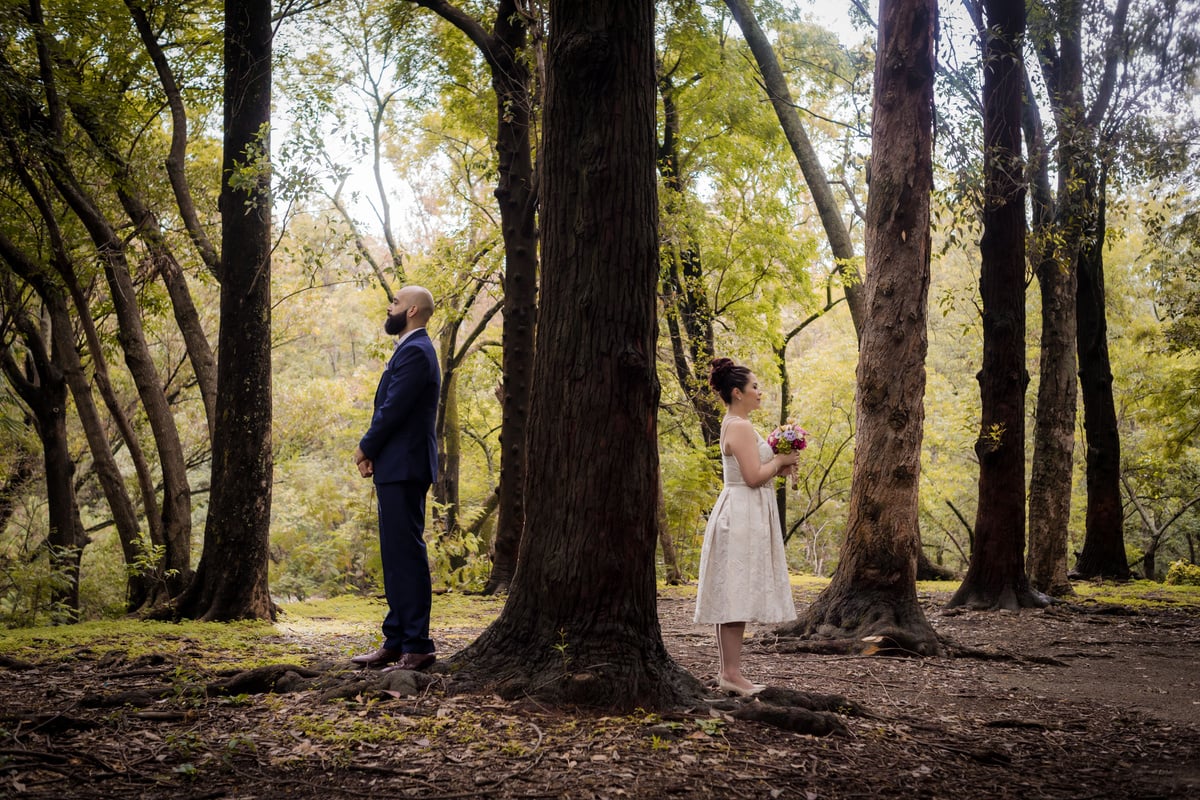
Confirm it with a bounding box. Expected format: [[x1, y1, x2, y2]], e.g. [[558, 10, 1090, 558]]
[[1072, 159, 1129, 578], [0, 237, 155, 609], [9, 0, 196, 595], [174, 0, 274, 620], [779, 0, 939, 654], [948, 0, 1045, 609], [1028, 0, 1200, 580], [1021, 3, 1081, 595], [724, 0, 865, 340], [408, 0, 540, 596], [451, 0, 699, 707], [0, 285, 85, 618]]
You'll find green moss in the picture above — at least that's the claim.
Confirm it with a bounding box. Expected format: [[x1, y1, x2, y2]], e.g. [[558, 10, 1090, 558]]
[[1073, 579, 1200, 609], [0, 593, 509, 668]]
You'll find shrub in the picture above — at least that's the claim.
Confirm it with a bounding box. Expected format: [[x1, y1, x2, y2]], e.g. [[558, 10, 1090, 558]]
[[1164, 560, 1200, 586]]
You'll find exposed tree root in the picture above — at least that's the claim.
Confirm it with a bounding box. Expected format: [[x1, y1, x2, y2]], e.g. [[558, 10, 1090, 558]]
[[0, 653, 35, 670], [945, 582, 1051, 611], [937, 637, 1068, 666], [768, 630, 938, 658], [730, 701, 849, 736], [776, 589, 942, 657]]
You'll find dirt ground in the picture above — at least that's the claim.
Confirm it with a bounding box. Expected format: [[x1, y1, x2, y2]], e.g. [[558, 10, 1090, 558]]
[[2, 584, 1198, 799]]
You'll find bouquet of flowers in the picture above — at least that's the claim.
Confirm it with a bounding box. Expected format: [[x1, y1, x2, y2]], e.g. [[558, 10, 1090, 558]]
[[766, 421, 808, 490]]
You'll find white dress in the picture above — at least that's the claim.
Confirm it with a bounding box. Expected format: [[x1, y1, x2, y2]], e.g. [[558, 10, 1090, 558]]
[[694, 418, 797, 624]]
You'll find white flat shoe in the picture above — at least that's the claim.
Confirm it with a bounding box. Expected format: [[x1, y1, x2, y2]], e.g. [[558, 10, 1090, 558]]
[[717, 678, 765, 697]]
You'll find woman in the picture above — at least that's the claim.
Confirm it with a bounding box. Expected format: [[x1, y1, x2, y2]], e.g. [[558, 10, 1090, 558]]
[[694, 357, 799, 696]]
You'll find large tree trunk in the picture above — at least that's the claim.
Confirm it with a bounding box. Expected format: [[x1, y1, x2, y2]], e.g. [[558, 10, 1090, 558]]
[[948, 0, 1045, 611], [723, 0, 864, 341], [779, 0, 939, 655], [174, 0, 274, 621], [451, 0, 700, 708], [414, 0, 538, 597], [1072, 176, 1129, 580]]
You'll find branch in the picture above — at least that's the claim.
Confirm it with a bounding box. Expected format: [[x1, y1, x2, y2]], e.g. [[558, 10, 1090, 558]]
[[413, 0, 498, 71], [1087, 0, 1132, 128], [946, 499, 975, 551], [124, 0, 222, 278]]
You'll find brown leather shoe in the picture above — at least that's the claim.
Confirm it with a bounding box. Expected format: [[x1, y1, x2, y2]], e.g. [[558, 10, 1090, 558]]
[[379, 652, 436, 673], [350, 646, 403, 668]]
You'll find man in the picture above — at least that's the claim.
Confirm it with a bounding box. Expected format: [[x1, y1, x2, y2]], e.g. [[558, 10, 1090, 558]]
[[351, 285, 440, 672]]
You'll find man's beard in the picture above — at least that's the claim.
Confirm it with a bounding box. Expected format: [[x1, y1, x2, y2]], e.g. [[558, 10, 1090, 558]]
[[384, 312, 406, 336]]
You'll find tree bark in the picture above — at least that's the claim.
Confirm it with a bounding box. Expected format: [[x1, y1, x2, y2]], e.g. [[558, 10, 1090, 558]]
[[780, 0, 939, 655], [434, 329, 462, 540], [47, 293, 156, 610], [0, 303, 85, 619], [656, 470, 684, 585], [1023, 5, 1084, 597], [723, 0, 864, 341], [451, 0, 700, 708], [948, 0, 1045, 610], [0, 448, 38, 536], [125, 0, 223, 278], [62, 86, 218, 437], [174, 0, 275, 621], [1072, 174, 1130, 580]]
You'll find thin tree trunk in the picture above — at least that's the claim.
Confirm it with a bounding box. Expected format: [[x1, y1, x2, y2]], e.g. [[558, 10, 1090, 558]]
[[781, 0, 939, 655], [63, 90, 218, 437], [1023, 12, 1083, 597], [658, 68, 721, 448], [414, 0, 540, 597], [723, 0, 864, 340], [3, 245, 155, 610], [125, 0, 223, 278], [656, 471, 684, 585], [27, 0, 192, 593], [1, 306, 85, 620], [434, 330, 461, 540]]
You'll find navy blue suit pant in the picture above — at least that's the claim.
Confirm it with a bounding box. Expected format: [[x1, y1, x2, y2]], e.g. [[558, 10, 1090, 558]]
[[376, 481, 434, 654]]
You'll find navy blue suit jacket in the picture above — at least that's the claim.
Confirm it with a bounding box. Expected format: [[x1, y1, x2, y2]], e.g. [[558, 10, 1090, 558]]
[[359, 329, 440, 485]]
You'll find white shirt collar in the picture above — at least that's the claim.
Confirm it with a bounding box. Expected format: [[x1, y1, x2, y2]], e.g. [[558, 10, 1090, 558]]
[[395, 327, 425, 348]]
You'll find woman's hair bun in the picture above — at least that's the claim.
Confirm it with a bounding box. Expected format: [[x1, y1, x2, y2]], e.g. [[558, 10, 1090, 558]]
[[708, 357, 735, 391], [708, 357, 750, 402]]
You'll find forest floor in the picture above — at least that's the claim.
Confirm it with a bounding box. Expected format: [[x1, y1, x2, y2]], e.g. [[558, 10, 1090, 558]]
[[1, 579, 1198, 799]]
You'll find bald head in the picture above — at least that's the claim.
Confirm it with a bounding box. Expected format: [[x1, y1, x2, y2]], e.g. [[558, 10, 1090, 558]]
[[384, 285, 435, 336], [398, 285, 434, 325]]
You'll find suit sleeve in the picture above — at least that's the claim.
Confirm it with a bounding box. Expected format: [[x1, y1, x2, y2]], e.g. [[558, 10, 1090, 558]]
[[358, 345, 430, 461]]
